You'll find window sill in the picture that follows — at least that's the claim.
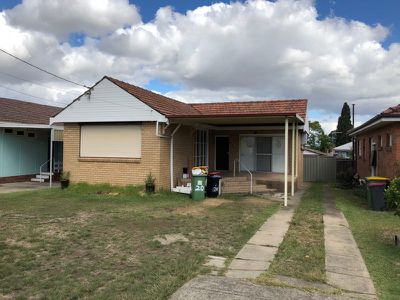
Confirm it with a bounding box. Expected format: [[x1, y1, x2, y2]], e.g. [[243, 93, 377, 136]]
[[78, 157, 141, 163]]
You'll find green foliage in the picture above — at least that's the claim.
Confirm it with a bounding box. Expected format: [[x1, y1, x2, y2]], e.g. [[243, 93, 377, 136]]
[[335, 102, 353, 146], [144, 173, 156, 186], [60, 171, 70, 181], [384, 178, 400, 216], [307, 121, 333, 153]]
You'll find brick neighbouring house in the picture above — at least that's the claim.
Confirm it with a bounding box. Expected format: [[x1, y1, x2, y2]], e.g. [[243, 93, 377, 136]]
[[51, 76, 308, 202], [349, 104, 400, 179]]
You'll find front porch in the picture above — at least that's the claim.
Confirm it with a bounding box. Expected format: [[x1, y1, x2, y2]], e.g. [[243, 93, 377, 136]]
[[169, 113, 306, 204], [217, 171, 298, 194]]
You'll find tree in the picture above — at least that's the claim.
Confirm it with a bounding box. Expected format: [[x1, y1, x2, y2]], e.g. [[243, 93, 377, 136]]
[[335, 102, 352, 146], [307, 121, 333, 153]]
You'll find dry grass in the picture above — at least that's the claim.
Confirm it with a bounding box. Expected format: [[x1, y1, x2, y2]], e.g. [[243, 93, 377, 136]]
[[0, 183, 279, 299]]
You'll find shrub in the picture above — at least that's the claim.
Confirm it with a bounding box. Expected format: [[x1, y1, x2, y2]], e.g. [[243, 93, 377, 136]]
[[384, 178, 400, 216]]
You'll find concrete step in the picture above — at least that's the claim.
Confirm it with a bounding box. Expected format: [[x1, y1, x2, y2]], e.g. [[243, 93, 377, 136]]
[[222, 176, 248, 182], [223, 182, 252, 188], [36, 174, 49, 179], [31, 178, 44, 183], [41, 172, 54, 176], [222, 184, 276, 194]]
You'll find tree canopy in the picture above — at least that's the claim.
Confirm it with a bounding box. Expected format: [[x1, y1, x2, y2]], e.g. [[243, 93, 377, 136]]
[[307, 121, 333, 153], [334, 102, 353, 146]]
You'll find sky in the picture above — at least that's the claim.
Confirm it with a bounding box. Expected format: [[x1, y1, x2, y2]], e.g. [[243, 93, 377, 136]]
[[0, 0, 400, 132]]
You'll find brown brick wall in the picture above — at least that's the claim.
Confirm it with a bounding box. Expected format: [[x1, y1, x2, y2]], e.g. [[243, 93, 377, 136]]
[[64, 122, 305, 190], [355, 123, 400, 179], [63, 122, 169, 189]]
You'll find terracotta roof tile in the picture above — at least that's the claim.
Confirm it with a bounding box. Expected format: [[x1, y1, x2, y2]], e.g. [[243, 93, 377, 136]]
[[106, 76, 308, 120], [106, 76, 201, 117], [191, 99, 308, 120], [382, 104, 400, 115], [0, 97, 62, 125]]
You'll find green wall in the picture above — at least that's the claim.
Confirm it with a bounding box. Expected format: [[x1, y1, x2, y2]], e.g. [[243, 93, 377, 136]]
[[0, 128, 50, 177]]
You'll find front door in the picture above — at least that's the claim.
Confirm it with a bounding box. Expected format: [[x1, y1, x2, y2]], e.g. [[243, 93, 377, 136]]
[[215, 136, 229, 170]]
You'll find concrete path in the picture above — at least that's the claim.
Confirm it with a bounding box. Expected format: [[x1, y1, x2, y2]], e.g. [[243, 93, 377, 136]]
[[0, 181, 58, 194], [170, 275, 353, 300], [324, 186, 376, 298], [225, 189, 304, 279]]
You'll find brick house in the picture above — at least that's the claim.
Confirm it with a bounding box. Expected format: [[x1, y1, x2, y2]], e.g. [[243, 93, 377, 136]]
[[349, 104, 400, 179], [51, 76, 308, 203]]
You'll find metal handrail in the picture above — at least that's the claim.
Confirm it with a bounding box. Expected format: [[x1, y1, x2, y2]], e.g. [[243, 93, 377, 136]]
[[233, 158, 253, 194], [39, 159, 50, 178]]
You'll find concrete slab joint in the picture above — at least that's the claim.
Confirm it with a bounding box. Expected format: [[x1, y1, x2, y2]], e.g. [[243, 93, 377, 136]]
[[323, 186, 377, 298], [225, 188, 304, 279]]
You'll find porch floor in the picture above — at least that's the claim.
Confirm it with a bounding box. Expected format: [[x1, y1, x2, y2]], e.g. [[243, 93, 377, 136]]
[[219, 172, 298, 193], [218, 171, 297, 182]]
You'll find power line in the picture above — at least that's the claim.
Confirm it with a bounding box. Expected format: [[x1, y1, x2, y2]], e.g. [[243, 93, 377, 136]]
[[0, 83, 69, 106], [0, 71, 68, 93], [0, 48, 89, 89]]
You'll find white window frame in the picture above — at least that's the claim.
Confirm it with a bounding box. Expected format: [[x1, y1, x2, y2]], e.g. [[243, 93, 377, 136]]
[[194, 129, 208, 166], [239, 133, 283, 173]]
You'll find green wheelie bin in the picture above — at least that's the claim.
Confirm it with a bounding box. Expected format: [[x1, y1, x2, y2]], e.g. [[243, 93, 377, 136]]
[[191, 175, 207, 200]]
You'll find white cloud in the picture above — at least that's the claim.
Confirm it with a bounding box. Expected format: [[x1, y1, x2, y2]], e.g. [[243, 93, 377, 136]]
[[5, 0, 140, 39], [0, 0, 400, 130]]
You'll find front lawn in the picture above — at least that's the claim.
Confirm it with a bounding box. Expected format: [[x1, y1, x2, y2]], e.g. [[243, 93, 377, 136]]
[[333, 188, 400, 300], [0, 184, 278, 299], [259, 183, 325, 283]]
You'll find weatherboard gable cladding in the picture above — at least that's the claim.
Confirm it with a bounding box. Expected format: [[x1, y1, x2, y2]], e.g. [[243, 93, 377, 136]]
[[51, 78, 167, 124]]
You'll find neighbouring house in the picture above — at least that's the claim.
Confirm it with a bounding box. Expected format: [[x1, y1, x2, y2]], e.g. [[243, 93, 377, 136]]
[[332, 142, 352, 159], [51, 76, 308, 202], [303, 147, 332, 156], [349, 104, 400, 178], [0, 97, 63, 183]]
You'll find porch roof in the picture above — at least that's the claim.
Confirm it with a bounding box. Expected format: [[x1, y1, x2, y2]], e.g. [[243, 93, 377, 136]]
[[170, 114, 305, 127]]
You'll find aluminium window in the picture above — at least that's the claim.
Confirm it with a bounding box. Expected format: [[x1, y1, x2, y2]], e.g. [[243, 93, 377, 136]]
[[194, 130, 208, 166]]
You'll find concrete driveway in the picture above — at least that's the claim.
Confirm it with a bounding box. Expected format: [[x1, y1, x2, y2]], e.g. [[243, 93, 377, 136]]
[[0, 182, 60, 193]]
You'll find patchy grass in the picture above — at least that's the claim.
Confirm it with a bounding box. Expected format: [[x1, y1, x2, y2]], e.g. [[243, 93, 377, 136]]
[[260, 183, 325, 283], [0, 183, 279, 299], [333, 188, 400, 300]]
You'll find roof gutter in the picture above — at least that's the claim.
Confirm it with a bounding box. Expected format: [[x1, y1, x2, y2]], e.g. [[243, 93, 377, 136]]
[[349, 116, 400, 136]]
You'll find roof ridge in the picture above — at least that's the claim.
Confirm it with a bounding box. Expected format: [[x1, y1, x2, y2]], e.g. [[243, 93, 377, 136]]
[[191, 98, 308, 106], [105, 76, 202, 109]]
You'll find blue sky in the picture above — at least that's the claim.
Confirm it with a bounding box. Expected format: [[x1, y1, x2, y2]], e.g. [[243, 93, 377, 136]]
[[1, 0, 400, 132], [2, 0, 399, 46]]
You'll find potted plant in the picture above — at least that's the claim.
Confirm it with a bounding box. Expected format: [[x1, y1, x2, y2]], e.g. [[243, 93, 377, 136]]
[[145, 173, 156, 193], [60, 171, 70, 189]]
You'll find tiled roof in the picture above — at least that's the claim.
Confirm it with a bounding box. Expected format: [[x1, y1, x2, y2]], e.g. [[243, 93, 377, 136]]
[[0, 97, 62, 125], [349, 103, 400, 135], [382, 104, 400, 115], [106, 76, 308, 120], [191, 99, 308, 120], [105, 76, 201, 117]]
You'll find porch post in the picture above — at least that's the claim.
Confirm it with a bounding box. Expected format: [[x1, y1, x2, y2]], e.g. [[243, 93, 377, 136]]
[[284, 117, 288, 206], [291, 121, 295, 196], [49, 128, 54, 188], [295, 122, 298, 177]]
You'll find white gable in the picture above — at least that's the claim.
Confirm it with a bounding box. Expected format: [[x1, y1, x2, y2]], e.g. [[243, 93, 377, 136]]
[[50, 78, 167, 124]]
